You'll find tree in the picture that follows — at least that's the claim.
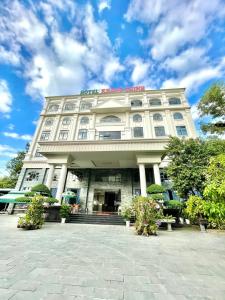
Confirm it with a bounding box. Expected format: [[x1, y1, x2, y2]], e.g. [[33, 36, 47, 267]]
[[6, 143, 29, 180], [165, 137, 210, 199], [198, 82, 225, 134], [0, 176, 17, 188], [203, 154, 225, 203]]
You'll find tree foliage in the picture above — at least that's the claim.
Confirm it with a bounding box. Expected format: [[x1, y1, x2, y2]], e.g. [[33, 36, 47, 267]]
[[0, 176, 17, 188], [198, 83, 225, 134], [31, 184, 51, 196], [6, 143, 29, 180], [165, 137, 209, 198]]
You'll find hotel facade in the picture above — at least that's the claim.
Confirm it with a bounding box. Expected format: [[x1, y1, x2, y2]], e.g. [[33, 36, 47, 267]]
[[16, 87, 197, 213]]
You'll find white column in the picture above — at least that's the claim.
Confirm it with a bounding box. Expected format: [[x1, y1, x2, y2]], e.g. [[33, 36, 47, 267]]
[[56, 164, 67, 202], [153, 163, 161, 185], [139, 164, 147, 196], [46, 164, 55, 189]]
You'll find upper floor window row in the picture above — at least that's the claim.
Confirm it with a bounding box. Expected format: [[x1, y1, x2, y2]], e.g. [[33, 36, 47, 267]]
[[169, 97, 181, 105], [64, 102, 75, 111], [100, 115, 121, 123], [80, 101, 92, 110], [48, 104, 59, 112], [149, 98, 161, 106], [133, 114, 142, 122], [131, 99, 142, 107], [59, 130, 69, 140]]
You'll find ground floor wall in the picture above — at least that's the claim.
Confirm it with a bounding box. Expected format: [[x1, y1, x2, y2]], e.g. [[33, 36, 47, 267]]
[[16, 167, 162, 212]]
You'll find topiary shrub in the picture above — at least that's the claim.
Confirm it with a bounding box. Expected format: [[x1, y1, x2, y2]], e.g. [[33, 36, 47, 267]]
[[24, 191, 36, 197], [17, 196, 45, 230], [59, 205, 71, 219], [164, 200, 183, 209], [132, 196, 162, 236], [147, 184, 165, 194], [31, 184, 51, 197], [44, 197, 58, 204]]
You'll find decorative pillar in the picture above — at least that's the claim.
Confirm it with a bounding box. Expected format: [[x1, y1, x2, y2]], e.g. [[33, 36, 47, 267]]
[[46, 164, 55, 189], [153, 163, 161, 185], [56, 164, 67, 202], [139, 164, 147, 196]]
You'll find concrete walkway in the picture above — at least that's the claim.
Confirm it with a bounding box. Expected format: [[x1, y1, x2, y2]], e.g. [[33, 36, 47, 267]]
[[0, 215, 225, 300]]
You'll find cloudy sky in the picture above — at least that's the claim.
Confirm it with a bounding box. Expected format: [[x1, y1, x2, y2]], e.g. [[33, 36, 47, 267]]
[[0, 0, 225, 175]]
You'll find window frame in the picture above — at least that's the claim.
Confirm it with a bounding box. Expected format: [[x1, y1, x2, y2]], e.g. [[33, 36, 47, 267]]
[[58, 130, 69, 140], [176, 125, 188, 136], [99, 131, 121, 140], [40, 131, 50, 141], [62, 117, 71, 126], [48, 104, 59, 112], [169, 97, 181, 105], [78, 129, 88, 140], [133, 127, 144, 138], [153, 113, 163, 121], [100, 115, 121, 123], [154, 126, 166, 137], [133, 114, 142, 122], [131, 99, 142, 107], [149, 98, 162, 106], [173, 112, 183, 120], [64, 102, 75, 111], [80, 101, 92, 111], [45, 118, 53, 126], [80, 116, 89, 125]]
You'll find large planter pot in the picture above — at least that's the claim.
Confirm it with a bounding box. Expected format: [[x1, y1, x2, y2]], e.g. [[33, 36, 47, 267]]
[[200, 224, 206, 232], [61, 218, 66, 224], [185, 219, 190, 225], [126, 220, 130, 228]]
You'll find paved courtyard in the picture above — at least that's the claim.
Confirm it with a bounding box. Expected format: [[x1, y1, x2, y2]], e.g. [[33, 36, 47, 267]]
[[0, 216, 225, 300]]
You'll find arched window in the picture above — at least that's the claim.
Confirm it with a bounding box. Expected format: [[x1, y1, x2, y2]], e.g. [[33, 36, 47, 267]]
[[149, 98, 161, 106], [45, 118, 53, 126], [131, 99, 142, 107], [80, 101, 92, 110], [100, 115, 121, 123], [173, 112, 183, 120], [48, 104, 59, 112], [153, 113, 163, 121], [133, 114, 142, 122], [169, 97, 181, 105], [80, 117, 89, 124], [62, 117, 71, 125], [64, 102, 75, 111]]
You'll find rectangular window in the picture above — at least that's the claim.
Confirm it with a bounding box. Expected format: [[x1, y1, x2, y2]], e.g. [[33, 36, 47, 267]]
[[133, 127, 143, 137], [176, 126, 188, 136], [40, 131, 50, 140], [64, 102, 75, 111], [80, 102, 92, 111], [78, 129, 87, 140], [155, 126, 166, 137], [99, 131, 121, 140], [58, 130, 69, 140]]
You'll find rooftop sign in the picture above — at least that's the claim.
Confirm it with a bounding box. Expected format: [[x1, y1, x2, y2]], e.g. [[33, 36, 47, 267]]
[[80, 86, 145, 95]]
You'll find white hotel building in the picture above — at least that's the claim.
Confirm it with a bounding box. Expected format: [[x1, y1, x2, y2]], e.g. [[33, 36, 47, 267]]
[[16, 87, 197, 212]]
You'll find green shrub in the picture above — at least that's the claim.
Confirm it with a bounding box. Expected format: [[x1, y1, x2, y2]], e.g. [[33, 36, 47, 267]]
[[121, 206, 133, 220], [147, 184, 165, 194], [185, 196, 206, 222], [17, 196, 45, 230], [132, 196, 163, 236], [16, 196, 32, 203], [203, 201, 225, 229], [44, 197, 58, 204], [59, 205, 71, 219], [164, 200, 183, 209], [31, 184, 51, 196]]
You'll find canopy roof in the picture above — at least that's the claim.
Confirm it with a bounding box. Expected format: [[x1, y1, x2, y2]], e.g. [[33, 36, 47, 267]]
[[0, 191, 25, 203]]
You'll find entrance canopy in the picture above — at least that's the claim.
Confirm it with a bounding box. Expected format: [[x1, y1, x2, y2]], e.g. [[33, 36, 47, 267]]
[[0, 191, 25, 203]]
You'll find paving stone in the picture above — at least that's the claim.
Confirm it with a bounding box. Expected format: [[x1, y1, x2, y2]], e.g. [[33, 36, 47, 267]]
[[0, 288, 17, 300]]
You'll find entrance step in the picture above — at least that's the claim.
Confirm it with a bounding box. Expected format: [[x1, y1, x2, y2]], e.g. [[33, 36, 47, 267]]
[[68, 213, 125, 225]]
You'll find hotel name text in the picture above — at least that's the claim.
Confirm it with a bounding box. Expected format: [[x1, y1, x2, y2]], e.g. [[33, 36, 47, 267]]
[[80, 86, 145, 95]]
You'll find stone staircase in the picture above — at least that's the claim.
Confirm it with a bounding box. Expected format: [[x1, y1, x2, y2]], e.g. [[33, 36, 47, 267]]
[[68, 213, 126, 225]]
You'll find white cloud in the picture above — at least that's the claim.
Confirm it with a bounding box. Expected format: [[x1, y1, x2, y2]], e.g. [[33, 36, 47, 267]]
[[0, 1, 123, 99], [3, 132, 32, 141], [127, 57, 151, 85], [162, 47, 208, 75], [191, 104, 201, 121], [0, 80, 12, 114], [8, 124, 15, 130], [125, 0, 225, 60], [98, 0, 111, 13], [162, 56, 225, 93]]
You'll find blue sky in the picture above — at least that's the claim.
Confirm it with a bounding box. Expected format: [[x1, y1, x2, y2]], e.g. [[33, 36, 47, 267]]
[[0, 0, 225, 176]]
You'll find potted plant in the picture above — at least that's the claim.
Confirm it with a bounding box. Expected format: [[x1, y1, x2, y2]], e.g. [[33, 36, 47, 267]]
[[121, 206, 132, 227], [59, 204, 71, 223]]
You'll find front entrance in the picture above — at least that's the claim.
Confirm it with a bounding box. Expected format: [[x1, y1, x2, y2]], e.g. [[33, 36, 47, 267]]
[[93, 189, 121, 213]]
